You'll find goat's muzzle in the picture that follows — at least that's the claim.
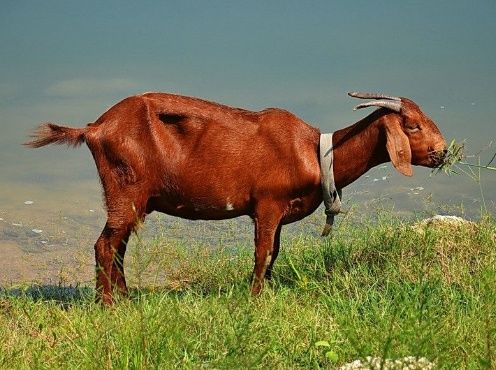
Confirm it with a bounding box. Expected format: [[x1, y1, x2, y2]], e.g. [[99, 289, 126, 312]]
[[429, 148, 448, 167]]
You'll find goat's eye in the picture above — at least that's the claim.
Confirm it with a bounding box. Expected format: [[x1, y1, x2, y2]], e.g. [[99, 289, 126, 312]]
[[407, 125, 420, 133]]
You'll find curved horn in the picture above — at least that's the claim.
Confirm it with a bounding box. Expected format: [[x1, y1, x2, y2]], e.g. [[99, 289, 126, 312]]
[[353, 100, 402, 112], [348, 92, 401, 101]]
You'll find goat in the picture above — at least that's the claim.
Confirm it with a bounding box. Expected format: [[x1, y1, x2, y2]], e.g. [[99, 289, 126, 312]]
[[25, 91, 447, 304]]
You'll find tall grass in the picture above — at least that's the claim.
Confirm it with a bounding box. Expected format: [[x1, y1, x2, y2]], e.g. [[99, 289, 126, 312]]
[[0, 215, 494, 369]]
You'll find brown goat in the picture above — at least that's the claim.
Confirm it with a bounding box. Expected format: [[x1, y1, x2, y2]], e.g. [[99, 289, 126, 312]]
[[25, 91, 446, 304]]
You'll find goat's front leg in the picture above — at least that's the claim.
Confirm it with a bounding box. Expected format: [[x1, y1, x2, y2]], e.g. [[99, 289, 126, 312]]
[[251, 204, 283, 296], [264, 224, 282, 281]]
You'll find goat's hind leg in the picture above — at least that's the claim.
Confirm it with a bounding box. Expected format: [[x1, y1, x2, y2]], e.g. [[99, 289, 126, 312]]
[[110, 231, 131, 297], [94, 200, 145, 305]]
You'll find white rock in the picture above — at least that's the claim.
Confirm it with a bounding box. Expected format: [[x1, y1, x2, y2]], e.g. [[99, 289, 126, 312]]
[[426, 215, 468, 224]]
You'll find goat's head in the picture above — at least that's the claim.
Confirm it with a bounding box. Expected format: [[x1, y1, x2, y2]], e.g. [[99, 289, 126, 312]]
[[349, 92, 447, 176]]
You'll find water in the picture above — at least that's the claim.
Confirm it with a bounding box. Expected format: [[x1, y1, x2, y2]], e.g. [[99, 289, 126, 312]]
[[1, 1, 495, 285]]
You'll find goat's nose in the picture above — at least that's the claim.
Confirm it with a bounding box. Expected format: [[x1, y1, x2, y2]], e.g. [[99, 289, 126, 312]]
[[436, 148, 448, 161], [438, 149, 448, 162], [431, 146, 447, 158]]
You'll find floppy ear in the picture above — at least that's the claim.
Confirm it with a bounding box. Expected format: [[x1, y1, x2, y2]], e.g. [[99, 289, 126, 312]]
[[385, 121, 413, 176]]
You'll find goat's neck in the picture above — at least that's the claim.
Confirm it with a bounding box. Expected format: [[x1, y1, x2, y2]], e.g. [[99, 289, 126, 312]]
[[331, 110, 390, 189]]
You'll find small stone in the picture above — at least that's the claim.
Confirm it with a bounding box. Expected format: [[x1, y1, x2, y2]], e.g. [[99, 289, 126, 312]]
[[24, 200, 34, 205], [32, 229, 43, 234]]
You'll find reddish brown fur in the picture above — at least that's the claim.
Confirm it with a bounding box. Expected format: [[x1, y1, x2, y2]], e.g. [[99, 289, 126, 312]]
[[25, 92, 446, 304]]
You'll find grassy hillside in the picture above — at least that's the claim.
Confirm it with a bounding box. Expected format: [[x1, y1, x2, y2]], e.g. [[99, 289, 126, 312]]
[[0, 215, 495, 369]]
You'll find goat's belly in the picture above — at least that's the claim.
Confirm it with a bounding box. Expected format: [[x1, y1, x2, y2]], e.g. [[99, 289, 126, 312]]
[[281, 194, 322, 224], [147, 194, 250, 221]]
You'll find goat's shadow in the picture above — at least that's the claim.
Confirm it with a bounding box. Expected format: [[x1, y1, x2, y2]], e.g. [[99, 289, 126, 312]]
[[0, 272, 297, 308], [0, 282, 249, 308], [0, 284, 94, 308]]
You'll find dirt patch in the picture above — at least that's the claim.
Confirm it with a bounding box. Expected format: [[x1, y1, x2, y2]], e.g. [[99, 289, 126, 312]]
[[0, 240, 93, 287]]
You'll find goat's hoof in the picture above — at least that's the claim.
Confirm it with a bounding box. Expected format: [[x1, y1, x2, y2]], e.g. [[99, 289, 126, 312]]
[[95, 293, 114, 306], [250, 281, 264, 296]]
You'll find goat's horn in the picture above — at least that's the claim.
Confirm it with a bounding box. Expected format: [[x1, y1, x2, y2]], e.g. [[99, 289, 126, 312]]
[[348, 92, 401, 101], [353, 100, 402, 112]]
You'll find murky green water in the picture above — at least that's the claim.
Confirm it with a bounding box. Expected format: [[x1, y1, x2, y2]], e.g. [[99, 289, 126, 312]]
[[1, 94, 495, 286]]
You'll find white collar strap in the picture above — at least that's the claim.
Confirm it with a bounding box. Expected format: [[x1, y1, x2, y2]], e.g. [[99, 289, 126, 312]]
[[319, 133, 342, 236]]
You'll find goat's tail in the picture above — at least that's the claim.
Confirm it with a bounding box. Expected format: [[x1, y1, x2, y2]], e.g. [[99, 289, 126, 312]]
[[24, 123, 88, 148]]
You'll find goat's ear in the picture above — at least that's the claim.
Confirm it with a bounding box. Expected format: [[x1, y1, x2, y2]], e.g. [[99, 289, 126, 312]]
[[385, 121, 413, 176]]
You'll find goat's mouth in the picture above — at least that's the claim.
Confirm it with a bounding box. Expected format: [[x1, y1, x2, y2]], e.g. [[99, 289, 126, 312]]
[[430, 140, 465, 175], [429, 149, 448, 168]]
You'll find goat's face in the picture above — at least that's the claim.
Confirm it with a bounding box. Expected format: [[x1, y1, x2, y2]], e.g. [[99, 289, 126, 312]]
[[349, 92, 447, 177], [383, 99, 447, 176], [400, 99, 447, 168]]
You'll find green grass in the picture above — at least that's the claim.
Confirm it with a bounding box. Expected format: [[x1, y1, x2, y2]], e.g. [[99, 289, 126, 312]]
[[0, 215, 495, 369]]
